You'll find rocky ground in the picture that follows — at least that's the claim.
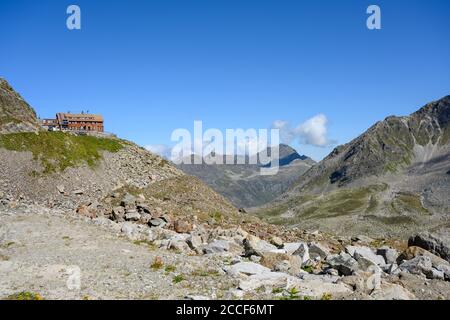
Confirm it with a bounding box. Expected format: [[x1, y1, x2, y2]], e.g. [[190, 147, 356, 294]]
[[1, 195, 450, 300]]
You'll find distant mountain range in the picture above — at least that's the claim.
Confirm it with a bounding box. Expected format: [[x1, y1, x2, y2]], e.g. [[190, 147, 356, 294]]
[[256, 96, 450, 237], [178, 144, 315, 208]]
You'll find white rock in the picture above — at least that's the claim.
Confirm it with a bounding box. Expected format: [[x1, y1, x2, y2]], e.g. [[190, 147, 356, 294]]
[[346, 245, 386, 266], [284, 242, 306, 255], [121, 222, 140, 240], [292, 242, 310, 265], [186, 235, 203, 251], [370, 282, 416, 300], [243, 235, 277, 257], [309, 242, 331, 260], [290, 277, 352, 299], [377, 246, 399, 265], [238, 272, 289, 291], [227, 262, 271, 277], [203, 240, 230, 254], [125, 210, 141, 221]]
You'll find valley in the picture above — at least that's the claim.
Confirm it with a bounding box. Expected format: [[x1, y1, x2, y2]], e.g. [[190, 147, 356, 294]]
[[1, 77, 450, 300]]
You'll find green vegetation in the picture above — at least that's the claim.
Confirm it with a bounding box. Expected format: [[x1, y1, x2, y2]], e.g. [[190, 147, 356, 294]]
[[211, 211, 223, 224], [172, 275, 185, 284], [191, 269, 220, 277], [272, 287, 284, 294], [302, 265, 314, 273], [366, 195, 379, 213], [257, 184, 399, 230], [390, 192, 429, 215], [5, 292, 43, 300], [0, 114, 21, 126], [441, 126, 450, 145], [0, 132, 123, 174], [279, 288, 300, 300], [321, 293, 332, 300], [133, 239, 157, 250], [165, 265, 176, 273], [158, 158, 170, 167], [150, 257, 164, 270], [366, 214, 415, 226]]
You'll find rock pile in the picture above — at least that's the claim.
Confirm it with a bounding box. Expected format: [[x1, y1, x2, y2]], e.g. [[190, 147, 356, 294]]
[[80, 197, 450, 300]]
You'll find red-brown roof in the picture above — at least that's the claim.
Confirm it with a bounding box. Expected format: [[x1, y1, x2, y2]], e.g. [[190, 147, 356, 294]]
[[56, 113, 103, 122]]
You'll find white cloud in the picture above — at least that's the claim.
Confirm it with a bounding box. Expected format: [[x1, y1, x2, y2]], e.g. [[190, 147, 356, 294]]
[[145, 144, 172, 159], [272, 120, 295, 143], [272, 114, 334, 147]]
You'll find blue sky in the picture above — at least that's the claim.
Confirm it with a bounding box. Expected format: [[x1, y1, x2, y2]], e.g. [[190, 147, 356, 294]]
[[1, 0, 449, 160]]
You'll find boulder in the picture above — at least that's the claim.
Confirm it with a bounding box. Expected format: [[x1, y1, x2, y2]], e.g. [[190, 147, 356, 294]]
[[408, 231, 450, 262], [326, 252, 359, 276], [239, 271, 352, 298], [270, 236, 284, 248], [273, 260, 291, 274], [399, 255, 433, 277], [259, 251, 303, 276], [238, 272, 290, 292], [121, 193, 136, 209], [186, 235, 203, 252], [428, 268, 445, 280], [174, 220, 193, 234], [399, 255, 446, 280], [292, 243, 310, 265], [284, 242, 306, 255], [76, 205, 96, 219], [203, 240, 230, 254], [121, 222, 140, 240], [139, 213, 152, 224], [357, 256, 383, 273], [352, 235, 374, 245], [290, 277, 352, 299], [243, 235, 278, 257], [370, 282, 416, 300], [168, 240, 191, 253], [382, 263, 401, 275], [309, 242, 331, 260], [377, 246, 398, 265], [259, 252, 291, 270], [149, 218, 166, 228], [111, 206, 125, 222], [397, 246, 450, 270], [437, 264, 450, 281], [56, 185, 65, 194], [125, 209, 140, 221], [227, 262, 271, 277], [346, 245, 385, 266]]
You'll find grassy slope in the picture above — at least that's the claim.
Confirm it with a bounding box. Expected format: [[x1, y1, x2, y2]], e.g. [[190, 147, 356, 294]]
[[257, 183, 430, 228], [0, 132, 123, 174]]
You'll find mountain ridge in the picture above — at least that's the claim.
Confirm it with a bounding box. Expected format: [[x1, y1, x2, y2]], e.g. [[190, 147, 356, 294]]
[[0, 78, 41, 133], [256, 95, 450, 237], [178, 144, 316, 208]]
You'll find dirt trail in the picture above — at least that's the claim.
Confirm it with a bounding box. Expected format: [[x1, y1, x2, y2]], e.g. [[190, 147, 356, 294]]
[[0, 207, 233, 300]]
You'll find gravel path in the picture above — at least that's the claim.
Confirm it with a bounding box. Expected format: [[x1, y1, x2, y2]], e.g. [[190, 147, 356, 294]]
[[0, 207, 235, 300]]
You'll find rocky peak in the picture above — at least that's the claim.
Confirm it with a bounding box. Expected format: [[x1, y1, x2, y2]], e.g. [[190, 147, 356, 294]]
[[260, 144, 315, 167], [0, 78, 41, 133], [284, 95, 450, 193], [411, 95, 450, 126]]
